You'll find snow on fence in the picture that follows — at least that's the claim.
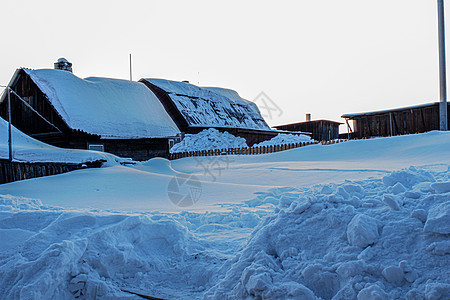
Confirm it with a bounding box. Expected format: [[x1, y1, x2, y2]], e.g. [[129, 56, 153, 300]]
[[0, 159, 105, 184], [168, 139, 347, 160]]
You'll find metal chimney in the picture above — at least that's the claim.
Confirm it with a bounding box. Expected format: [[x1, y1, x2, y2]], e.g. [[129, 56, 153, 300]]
[[306, 113, 311, 122], [54, 58, 73, 72]]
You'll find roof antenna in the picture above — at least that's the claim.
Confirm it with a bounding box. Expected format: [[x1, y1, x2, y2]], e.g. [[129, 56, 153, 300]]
[[198, 71, 200, 86], [129, 53, 133, 81]]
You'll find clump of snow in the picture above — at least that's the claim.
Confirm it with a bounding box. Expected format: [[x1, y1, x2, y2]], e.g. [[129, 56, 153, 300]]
[[424, 201, 450, 235], [170, 128, 247, 153], [347, 214, 380, 248], [431, 181, 450, 193], [382, 166, 435, 188], [254, 133, 312, 147]]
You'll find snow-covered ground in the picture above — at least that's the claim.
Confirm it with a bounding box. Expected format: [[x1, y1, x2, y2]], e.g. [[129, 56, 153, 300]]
[[1, 131, 449, 299]]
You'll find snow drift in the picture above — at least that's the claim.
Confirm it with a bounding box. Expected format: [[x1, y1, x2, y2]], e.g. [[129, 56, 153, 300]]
[[0, 117, 117, 164]]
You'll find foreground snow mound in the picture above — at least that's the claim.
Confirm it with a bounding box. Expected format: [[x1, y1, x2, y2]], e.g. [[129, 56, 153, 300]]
[[254, 133, 312, 147], [205, 167, 450, 299], [170, 128, 247, 153], [0, 194, 266, 299]]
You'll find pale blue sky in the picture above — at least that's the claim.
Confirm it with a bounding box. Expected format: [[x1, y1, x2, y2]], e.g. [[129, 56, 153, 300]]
[[0, 0, 446, 130]]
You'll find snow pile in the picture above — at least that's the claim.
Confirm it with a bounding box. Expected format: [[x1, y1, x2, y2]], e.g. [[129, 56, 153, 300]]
[[170, 128, 247, 153], [205, 166, 450, 299], [0, 117, 117, 164], [0, 195, 266, 299], [24, 69, 180, 139], [254, 133, 312, 147]]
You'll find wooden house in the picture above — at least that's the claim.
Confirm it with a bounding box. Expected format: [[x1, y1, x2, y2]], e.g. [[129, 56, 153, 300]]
[[0, 65, 181, 161], [274, 115, 341, 141], [341, 102, 450, 139], [140, 79, 278, 146]]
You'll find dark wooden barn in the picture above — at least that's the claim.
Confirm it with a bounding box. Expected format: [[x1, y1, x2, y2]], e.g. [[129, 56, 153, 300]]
[[140, 79, 279, 146], [273, 119, 341, 141], [0, 67, 181, 161], [341, 102, 450, 139]]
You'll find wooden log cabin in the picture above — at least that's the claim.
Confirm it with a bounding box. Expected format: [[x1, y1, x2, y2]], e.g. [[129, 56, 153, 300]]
[[0, 61, 181, 161], [341, 102, 450, 139]]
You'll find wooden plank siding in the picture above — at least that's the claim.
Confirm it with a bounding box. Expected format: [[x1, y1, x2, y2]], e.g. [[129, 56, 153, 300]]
[[0, 159, 104, 184], [0, 69, 70, 139], [344, 103, 447, 139], [273, 120, 341, 141]]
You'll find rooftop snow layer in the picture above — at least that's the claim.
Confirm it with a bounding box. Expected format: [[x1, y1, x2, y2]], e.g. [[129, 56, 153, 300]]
[[142, 79, 271, 130], [24, 69, 180, 139], [202, 86, 263, 117]]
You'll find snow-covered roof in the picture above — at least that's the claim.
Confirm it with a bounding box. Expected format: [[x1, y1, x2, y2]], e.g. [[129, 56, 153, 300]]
[[202, 86, 263, 117], [23, 69, 180, 139], [142, 79, 271, 130]]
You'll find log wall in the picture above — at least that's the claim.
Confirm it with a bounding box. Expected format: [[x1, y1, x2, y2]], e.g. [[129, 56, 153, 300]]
[[347, 103, 449, 139], [0, 159, 104, 184]]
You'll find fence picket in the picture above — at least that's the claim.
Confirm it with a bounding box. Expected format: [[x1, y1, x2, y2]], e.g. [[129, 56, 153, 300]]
[[168, 139, 349, 160]]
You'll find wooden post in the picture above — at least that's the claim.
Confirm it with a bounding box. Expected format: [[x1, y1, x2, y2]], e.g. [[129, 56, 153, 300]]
[[129, 54, 133, 81]]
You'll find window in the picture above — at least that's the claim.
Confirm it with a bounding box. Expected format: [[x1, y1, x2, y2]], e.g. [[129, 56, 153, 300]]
[[168, 139, 175, 149], [88, 143, 104, 152]]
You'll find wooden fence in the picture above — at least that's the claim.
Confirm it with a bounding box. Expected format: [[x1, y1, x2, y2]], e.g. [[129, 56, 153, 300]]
[[169, 139, 347, 160], [0, 159, 105, 184]]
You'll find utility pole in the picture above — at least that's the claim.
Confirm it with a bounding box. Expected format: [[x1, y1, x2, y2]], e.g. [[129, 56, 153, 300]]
[[129, 54, 133, 81], [438, 0, 448, 130], [7, 87, 12, 161]]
